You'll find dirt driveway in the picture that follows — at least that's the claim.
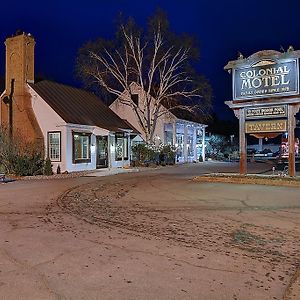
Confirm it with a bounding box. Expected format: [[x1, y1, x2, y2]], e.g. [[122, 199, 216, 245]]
[[0, 162, 299, 299]]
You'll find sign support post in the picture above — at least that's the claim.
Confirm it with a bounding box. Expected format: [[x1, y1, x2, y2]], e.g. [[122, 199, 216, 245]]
[[288, 104, 296, 176], [239, 108, 247, 175]]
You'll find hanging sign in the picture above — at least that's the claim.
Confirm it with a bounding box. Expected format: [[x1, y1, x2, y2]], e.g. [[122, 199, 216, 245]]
[[233, 59, 299, 100]]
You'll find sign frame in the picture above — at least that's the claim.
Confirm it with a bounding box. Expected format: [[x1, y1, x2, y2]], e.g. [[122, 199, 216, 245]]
[[232, 58, 300, 101]]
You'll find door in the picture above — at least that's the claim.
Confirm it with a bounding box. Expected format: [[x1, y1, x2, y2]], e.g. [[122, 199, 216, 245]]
[[96, 136, 108, 168]]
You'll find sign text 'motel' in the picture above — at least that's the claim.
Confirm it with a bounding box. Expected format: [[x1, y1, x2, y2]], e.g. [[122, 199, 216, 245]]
[[233, 59, 299, 100]]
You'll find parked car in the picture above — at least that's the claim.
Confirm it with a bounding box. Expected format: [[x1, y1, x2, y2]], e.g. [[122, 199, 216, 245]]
[[255, 149, 273, 157]]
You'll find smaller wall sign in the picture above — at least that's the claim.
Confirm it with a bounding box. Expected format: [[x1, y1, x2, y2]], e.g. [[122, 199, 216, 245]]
[[245, 105, 287, 119], [245, 119, 287, 133]]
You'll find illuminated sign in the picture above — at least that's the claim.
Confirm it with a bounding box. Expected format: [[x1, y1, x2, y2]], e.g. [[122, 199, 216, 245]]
[[245, 105, 287, 119], [233, 59, 299, 100], [245, 119, 287, 133]]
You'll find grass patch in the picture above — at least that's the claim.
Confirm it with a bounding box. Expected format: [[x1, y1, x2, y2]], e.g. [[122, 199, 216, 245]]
[[232, 229, 266, 246], [193, 173, 300, 187]]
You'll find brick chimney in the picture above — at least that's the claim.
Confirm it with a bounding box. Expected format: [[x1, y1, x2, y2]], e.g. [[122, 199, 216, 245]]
[[1, 31, 43, 146]]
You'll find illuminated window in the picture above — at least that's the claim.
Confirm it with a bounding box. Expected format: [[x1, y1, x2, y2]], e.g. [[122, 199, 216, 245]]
[[48, 132, 61, 162], [73, 132, 91, 163], [176, 134, 184, 158], [187, 133, 194, 156], [164, 123, 173, 145]]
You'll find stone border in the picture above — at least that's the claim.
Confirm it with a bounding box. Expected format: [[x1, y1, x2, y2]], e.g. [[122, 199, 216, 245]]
[[12, 170, 93, 181], [193, 173, 300, 187]]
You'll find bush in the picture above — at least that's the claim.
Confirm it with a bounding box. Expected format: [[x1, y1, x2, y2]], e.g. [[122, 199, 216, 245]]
[[132, 143, 176, 166], [56, 165, 61, 174], [0, 127, 45, 176], [132, 143, 157, 165], [13, 152, 44, 176], [160, 145, 176, 165], [44, 157, 53, 176]]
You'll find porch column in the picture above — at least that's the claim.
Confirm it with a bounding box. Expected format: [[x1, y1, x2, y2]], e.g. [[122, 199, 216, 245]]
[[202, 127, 206, 162], [122, 134, 125, 168], [183, 123, 188, 162], [288, 104, 296, 177], [239, 108, 247, 175], [107, 134, 112, 169], [173, 122, 176, 146]]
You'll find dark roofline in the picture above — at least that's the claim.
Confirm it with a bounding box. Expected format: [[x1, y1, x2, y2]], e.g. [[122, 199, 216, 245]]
[[28, 80, 133, 132]]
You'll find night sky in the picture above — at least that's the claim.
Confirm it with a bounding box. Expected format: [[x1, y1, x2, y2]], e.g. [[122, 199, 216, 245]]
[[1, 0, 300, 120]]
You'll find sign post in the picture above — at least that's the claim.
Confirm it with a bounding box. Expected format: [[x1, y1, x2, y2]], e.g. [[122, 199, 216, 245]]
[[288, 105, 296, 176], [225, 50, 300, 176], [239, 108, 247, 174]]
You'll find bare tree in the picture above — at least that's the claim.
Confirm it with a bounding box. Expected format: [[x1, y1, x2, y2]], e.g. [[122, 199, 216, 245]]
[[78, 14, 211, 143]]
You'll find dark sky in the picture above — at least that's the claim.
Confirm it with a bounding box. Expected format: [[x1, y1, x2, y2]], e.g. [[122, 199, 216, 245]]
[[1, 0, 300, 119]]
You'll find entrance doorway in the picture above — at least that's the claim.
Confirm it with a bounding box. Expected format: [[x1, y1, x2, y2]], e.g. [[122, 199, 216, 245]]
[[96, 136, 108, 168]]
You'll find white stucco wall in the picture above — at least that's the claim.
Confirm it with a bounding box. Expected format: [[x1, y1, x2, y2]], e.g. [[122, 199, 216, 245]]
[[29, 85, 68, 172], [109, 84, 175, 144], [110, 84, 207, 163], [29, 85, 130, 173]]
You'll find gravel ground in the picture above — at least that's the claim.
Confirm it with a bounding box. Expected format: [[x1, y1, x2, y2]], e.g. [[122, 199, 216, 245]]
[[1, 162, 299, 299], [58, 173, 300, 300]]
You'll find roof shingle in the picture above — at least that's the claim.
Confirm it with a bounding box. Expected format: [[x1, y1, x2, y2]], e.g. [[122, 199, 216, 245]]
[[29, 80, 134, 132]]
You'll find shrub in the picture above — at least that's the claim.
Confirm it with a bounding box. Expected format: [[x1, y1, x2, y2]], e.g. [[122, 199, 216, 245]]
[[0, 127, 45, 176], [132, 143, 157, 165], [13, 152, 44, 176], [56, 165, 61, 174], [132, 143, 176, 166], [44, 157, 53, 176], [160, 145, 176, 165]]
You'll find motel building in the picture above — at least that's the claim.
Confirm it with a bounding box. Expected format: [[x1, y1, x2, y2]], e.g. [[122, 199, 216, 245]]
[[0, 32, 139, 173], [110, 83, 207, 163], [0, 32, 207, 173]]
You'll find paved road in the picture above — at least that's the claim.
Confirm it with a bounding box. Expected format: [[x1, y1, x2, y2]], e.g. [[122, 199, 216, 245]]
[[0, 162, 299, 300]]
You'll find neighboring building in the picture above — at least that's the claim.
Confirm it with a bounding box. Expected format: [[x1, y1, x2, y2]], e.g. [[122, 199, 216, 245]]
[[0, 32, 138, 173], [110, 84, 207, 163]]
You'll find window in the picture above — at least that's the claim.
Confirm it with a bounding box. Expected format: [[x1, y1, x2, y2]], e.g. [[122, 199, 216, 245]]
[[73, 132, 91, 163], [176, 134, 184, 158], [164, 131, 173, 145], [48, 132, 61, 162], [115, 133, 128, 160], [164, 123, 173, 145], [187, 133, 194, 157], [131, 94, 139, 106]]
